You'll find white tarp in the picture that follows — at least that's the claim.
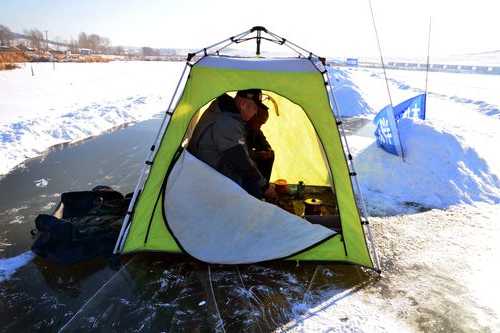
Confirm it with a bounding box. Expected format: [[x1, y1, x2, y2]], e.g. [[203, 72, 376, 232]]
[[164, 150, 335, 264]]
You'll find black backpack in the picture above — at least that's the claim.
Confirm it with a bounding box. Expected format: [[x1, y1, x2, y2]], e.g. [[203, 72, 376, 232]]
[[31, 186, 131, 265]]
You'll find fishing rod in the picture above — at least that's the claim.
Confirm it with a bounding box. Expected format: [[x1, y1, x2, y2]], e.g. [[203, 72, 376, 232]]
[[368, 0, 405, 162], [424, 17, 432, 113]]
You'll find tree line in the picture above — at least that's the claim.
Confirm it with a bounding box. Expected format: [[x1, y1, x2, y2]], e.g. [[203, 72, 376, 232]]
[[0, 24, 123, 54], [0, 24, 166, 57]]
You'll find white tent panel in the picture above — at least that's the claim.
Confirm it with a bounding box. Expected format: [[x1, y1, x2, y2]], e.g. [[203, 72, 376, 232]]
[[164, 150, 335, 264]]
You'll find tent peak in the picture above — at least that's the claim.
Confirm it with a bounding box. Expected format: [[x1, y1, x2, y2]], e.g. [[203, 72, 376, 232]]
[[186, 27, 325, 65], [250, 26, 268, 33]]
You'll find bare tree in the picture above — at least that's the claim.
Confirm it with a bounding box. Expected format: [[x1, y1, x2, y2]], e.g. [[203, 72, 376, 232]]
[[24, 29, 44, 49], [114, 46, 124, 55], [78, 32, 89, 49], [69, 38, 79, 53], [87, 34, 100, 52], [64, 37, 78, 54], [0, 24, 13, 46], [99, 37, 111, 53], [53, 36, 63, 51], [142, 46, 159, 57]]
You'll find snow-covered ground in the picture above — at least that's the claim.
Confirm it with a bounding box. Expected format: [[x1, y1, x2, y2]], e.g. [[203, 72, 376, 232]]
[[285, 203, 500, 332], [332, 66, 500, 214], [0, 61, 185, 176]]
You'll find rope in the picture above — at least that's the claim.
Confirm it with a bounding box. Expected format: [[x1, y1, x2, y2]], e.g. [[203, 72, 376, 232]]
[[207, 265, 226, 333], [235, 266, 266, 332], [305, 265, 320, 296], [301, 265, 320, 307], [235, 266, 265, 306], [235, 266, 247, 289], [58, 257, 135, 332]]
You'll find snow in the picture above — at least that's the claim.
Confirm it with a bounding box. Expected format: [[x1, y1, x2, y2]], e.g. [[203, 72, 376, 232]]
[[285, 203, 500, 332], [0, 61, 185, 176], [355, 118, 500, 215], [0, 250, 34, 282], [34, 178, 49, 188], [330, 66, 500, 214]]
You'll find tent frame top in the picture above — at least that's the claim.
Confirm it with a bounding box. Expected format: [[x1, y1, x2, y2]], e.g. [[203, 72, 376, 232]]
[[186, 26, 326, 69]]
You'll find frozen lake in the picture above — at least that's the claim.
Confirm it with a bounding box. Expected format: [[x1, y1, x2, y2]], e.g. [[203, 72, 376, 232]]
[[1, 61, 499, 331]]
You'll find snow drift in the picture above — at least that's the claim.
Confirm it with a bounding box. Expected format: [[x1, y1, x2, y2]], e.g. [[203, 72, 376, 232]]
[[329, 68, 373, 117], [355, 118, 500, 215]]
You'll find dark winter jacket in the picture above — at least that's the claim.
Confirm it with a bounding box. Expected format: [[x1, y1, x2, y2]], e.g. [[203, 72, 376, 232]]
[[188, 94, 267, 198]]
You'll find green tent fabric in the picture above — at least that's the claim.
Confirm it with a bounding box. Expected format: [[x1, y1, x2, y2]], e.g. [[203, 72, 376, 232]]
[[114, 47, 378, 270]]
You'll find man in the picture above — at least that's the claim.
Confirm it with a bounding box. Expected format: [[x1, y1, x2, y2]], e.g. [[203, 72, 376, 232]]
[[188, 89, 277, 200], [246, 102, 275, 184]]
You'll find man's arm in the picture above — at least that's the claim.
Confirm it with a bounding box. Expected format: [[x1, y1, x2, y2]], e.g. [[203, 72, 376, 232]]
[[220, 144, 268, 198], [254, 129, 272, 151], [214, 117, 268, 198]]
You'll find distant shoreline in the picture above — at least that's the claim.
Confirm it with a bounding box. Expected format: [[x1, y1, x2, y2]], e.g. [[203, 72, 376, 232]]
[[0, 48, 186, 71]]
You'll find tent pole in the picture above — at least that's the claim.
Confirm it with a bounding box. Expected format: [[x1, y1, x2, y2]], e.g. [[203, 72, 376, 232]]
[[190, 29, 252, 58], [256, 30, 262, 55], [266, 30, 320, 59], [324, 66, 382, 272], [191, 26, 324, 62], [114, 62, 191, 254]]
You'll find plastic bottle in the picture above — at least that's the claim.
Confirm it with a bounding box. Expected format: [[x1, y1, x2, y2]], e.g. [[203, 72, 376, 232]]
[[296, 181, 305, 199]]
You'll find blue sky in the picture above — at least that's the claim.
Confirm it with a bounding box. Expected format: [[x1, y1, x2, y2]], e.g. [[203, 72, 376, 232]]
[[1, 0, 499, 58]]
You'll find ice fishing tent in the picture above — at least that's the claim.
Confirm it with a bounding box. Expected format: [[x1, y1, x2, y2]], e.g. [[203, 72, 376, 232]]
[[114, 27, 380, 271]]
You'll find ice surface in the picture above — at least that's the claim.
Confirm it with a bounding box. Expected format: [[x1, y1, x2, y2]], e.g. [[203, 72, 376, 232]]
[[34, 178, 49, 188]]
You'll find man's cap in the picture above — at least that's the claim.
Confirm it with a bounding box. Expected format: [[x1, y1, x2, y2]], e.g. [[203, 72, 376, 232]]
[[236, 89, 262, 102]]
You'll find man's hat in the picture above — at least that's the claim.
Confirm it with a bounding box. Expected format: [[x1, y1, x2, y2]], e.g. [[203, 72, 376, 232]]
[[236, 89, 262, 103]]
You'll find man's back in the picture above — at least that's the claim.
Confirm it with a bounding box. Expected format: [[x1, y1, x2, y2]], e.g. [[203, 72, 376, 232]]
[[187, 92, 269, 199], [188, 99, 245, 169]]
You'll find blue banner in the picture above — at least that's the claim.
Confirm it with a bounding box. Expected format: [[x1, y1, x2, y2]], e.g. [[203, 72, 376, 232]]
[[373, 105, 404, 156], [393, 94, 426, 121]]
